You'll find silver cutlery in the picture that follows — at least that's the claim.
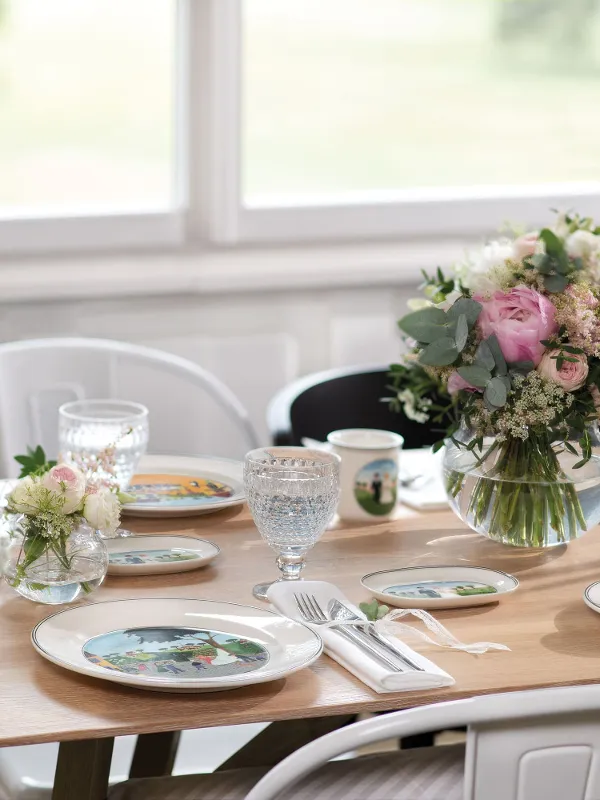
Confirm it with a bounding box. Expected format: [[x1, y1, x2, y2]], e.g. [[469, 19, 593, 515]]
[[328, 598, 424, 672], [294, 592, 408, 672]]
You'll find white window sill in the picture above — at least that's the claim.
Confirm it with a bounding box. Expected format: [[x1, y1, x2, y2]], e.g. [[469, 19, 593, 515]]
[[0, 238, 475, 303]]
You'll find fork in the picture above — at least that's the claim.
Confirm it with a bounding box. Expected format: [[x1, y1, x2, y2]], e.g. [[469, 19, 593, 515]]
[[294, 593, 407, 672]]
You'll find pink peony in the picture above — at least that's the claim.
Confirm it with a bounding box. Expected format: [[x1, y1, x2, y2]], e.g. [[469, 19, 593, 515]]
[[475, 285, 558, 366], [513, 232, 539, 260], [537, 349, 589, 391], [447, 372, 478, 395]]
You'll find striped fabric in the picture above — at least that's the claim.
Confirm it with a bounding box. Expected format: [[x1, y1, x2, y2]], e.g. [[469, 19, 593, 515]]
[[108, 743, 464, 800]]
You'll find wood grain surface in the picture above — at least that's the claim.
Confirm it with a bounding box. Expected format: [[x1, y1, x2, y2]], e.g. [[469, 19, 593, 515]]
[[2, 505, 600, 747]]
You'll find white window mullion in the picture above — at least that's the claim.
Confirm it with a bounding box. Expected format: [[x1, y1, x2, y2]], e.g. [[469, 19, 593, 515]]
[[185, 0, 242, 245]]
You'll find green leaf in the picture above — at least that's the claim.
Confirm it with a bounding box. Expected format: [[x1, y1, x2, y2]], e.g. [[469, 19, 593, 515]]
[[539, 228, 563, 256], [474, 340, 495, 371], [510, 360, 535, 372], [528, 253, 546, 269], [446, 297, 482, 327], [484, 377, 508, 408], [454, 313, 468, 352], [432, 439, 445, 453], [486, 335, 507, 376], [419, 337, 459, 367], [564, 441, 578, 456], [33, 445, 45, 464], [543, 273, 569, 293], [457, 365, 492, 388], [397, 307, 448, 343], [359, 600, 380, 621]]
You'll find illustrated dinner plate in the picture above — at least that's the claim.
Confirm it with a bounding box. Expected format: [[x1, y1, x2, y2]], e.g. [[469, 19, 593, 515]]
[[584, 582, 600, 614], [32, 598, 322, 693], [106, 535, 220, 576], [361, 565, 519, 609], [122, 455, 244, 518]]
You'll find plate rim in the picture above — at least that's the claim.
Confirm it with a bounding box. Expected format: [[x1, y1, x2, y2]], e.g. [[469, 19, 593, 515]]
[[584, 581, 600, 612], [31, 596, 323, 689], [124, 454, 245, 513], [361, 564, 520, 596]]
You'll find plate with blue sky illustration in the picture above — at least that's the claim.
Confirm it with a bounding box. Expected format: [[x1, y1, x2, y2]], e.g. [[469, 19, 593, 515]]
[[32, 598, 323, 692], [105, 535, 220, 576], [361, 565, 519, 609]]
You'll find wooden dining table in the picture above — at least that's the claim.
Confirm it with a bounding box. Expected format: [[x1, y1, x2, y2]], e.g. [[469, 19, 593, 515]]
[[3, 503, 600, 800]]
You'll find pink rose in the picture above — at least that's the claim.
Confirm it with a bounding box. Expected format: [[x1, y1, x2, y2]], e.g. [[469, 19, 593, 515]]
[[42, 463, 86, 514], [475, 285, 558, 366], [513, 232, 539, 260], [447, 372, 478, 395], [537, 349, 589, 391]]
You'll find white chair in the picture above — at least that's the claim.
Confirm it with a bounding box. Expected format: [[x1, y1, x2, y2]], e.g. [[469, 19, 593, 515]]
[[107, 685, 600, 799], [0, 337, 259, 475]]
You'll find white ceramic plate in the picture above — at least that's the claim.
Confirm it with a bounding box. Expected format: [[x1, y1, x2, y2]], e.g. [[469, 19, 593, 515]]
[[361, 565, 519, 609], [32, 598, 322, 693], [122, 455, 244, 518], [106, 535, 220, 576], [584, 582, 600, 614]]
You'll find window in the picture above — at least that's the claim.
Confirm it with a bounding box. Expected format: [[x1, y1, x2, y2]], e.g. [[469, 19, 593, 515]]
[[2, 0, 600, 254]]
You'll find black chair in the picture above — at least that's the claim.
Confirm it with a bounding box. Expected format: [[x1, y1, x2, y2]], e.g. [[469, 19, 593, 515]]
[[267, 364, 443, 449]]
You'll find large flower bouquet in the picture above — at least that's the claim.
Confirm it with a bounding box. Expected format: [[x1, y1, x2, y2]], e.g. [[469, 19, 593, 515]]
[[396, 212, 600, 546], [5, 447, 125, 592]]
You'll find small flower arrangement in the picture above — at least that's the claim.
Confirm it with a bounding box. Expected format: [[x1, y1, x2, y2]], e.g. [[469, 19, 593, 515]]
[[5, 446, 126, 592], [395, 211, 600, 545]]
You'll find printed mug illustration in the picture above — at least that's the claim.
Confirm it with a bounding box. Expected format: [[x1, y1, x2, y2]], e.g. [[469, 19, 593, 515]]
[[128, 474, 234, 506], [108, 549, 199, 566], [384, 580, 498, 600], [83, 626, 269, 679], [354, 458, 398, 516]]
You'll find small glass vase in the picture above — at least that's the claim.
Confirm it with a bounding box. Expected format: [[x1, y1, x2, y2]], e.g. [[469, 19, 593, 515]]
[[3, 516, 108, 604], [443, 422, 600, 548]]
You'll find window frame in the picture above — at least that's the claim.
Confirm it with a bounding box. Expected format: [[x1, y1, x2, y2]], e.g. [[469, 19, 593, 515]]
[[2, 0, 600, 256]]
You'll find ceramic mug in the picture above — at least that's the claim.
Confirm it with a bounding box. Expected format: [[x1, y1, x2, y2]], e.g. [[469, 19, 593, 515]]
[[327, 428, 404, 522]]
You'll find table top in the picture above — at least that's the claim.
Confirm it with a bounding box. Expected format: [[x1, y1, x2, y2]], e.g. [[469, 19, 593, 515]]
[[3, 505, 600, 747]]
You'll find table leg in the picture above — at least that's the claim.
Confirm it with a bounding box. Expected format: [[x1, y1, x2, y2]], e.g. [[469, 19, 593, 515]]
[[129, 731, 181, 779], [216, 715, 356, 770], [52, 738, 114, 800]]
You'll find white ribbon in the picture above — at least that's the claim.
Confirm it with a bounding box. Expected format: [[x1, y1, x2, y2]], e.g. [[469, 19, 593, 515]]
[[318, 609, 509, 655], [373, 608, 510, 655]]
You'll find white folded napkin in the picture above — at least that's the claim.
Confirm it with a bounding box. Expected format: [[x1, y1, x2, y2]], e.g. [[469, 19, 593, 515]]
[[398, 448, 448, 510], [268, 580, 454, 694]]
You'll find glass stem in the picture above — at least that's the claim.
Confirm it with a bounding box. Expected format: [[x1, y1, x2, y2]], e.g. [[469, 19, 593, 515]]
[[276, 553, 305, 581]]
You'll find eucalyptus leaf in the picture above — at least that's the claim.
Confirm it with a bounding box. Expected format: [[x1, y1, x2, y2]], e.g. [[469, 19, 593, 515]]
[[457, 365, 492, 388], [455, 313, 468, 352], [474, 340, 495, 371], [419, 337, 459, 366], [510, 360, 534, 372], [486, 335, 507, 376], [446, 297, 482, 327], [397, 307, 448, 343], [543, 273, 569, 293], [528, 253, 546, 269], [484, 376, 508, 408], [539, 228, 563, 256]]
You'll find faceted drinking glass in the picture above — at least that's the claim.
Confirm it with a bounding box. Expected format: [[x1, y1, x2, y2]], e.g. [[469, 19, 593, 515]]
[[59, 399, 149, 490], [244, 447, 341, 600]]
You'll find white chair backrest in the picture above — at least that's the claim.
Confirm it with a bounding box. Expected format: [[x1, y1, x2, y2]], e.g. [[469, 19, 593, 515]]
[[245, 685, 600, 800], [0, 338, 259, 476]]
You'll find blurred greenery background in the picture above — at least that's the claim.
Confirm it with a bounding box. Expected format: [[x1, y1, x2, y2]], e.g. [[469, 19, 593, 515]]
[[0, 0, 599, 214]]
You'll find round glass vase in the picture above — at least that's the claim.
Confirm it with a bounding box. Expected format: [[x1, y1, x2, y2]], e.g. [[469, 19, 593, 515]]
[[443, 422, 600, 548], [3, 516, 108, 604]]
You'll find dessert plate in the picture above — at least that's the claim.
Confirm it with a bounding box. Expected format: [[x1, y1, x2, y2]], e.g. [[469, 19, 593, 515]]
[[32, 598, 322, 693], [122, 455, 244, 518], [584, 582, 600, 614], [361, 565, 519, 609], [106, 535, 220, 576]]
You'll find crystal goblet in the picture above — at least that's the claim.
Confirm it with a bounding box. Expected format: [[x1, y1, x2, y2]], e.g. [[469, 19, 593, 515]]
[[244, 447, 340, 600]]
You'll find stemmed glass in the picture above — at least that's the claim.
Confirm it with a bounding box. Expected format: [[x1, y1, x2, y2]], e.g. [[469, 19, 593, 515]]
[[244, 447, 341, 600]]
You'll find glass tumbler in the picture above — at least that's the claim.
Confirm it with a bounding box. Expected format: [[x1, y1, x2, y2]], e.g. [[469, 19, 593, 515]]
[[59, 399, 149, 490], [244, 447, 341, 601]]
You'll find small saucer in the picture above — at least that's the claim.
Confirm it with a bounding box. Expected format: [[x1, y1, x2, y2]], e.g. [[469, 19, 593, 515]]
[[106, 535, 220, 576], [584, 582, 600, 614], [361, 565, 519, 609]]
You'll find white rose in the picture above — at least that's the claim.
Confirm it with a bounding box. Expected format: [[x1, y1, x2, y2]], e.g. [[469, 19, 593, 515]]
[[553, 212, 571, 239], [457, 241, 514, 294], [7, 476, 38, 514], [566, 230, 600, 261], [83, 490, 121, 536], [42, 464, 86, 514]]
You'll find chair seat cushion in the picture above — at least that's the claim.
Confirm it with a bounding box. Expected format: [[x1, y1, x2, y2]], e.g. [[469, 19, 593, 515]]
[[108, 742, 465, 800]]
